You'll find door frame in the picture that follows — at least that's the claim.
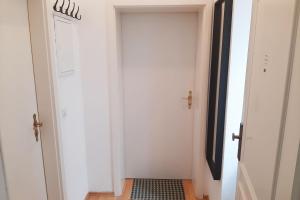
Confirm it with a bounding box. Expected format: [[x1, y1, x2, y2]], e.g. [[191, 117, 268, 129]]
[[107, 0, 214, 197], [27, 0, 64, 199], [273, 0, 300, 198]]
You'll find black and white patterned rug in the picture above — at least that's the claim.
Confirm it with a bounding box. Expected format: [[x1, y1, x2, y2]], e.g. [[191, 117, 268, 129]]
[[130, 179, 185, 200]]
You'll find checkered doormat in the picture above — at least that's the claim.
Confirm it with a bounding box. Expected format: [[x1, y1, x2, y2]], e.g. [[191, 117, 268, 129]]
[[130, 179, 185, 200]]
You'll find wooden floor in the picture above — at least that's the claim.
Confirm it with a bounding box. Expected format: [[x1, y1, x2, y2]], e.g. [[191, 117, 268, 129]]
[[86, 179, 201, 200]]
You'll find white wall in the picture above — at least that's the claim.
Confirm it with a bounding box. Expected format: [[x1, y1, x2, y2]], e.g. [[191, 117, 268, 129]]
[[203, 0, 252, 199], [54, 51, 89, 200], [50, 14, 89, 200], [77, 0, 113, 192], [49, 0, 114, 193]]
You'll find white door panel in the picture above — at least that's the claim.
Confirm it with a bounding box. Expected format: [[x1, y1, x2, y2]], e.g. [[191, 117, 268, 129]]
[[0, 0, 47, 199], [122, 13, 197, 179], [236, 0, 297, 199]]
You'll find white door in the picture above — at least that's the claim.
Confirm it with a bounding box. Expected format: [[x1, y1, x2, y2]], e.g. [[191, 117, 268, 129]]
[[0, 0, 47, 199], [235, 0, 298, 199], [122, 13, 198, 179]]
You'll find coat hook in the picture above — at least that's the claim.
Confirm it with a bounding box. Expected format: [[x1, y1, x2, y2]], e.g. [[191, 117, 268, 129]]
[[75, 6, 81, 20], [59, 0, 65, 13], [53, 0, 59, 11], [70, 2, 76, 18], [53, 0, 82, 21], [65, 0, 71, 15]]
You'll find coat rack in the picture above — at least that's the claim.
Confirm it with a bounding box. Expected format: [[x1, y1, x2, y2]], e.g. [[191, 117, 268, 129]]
[[53, 0, 82, 20]]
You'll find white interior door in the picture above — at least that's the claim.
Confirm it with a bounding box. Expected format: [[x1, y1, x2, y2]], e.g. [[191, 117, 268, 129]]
[[235, 0, 298, 199], [122, 13, 198, 179], [0, 0, 47, 199]]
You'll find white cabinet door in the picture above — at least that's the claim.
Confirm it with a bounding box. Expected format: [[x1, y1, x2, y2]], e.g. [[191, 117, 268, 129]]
[[235, 0, 298, 199], [0, 0, 47, 199]]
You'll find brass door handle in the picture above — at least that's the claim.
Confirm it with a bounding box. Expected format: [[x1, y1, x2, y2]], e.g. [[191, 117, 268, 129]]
[[33, 114, 43, 142], [182, 90, 192, 109]]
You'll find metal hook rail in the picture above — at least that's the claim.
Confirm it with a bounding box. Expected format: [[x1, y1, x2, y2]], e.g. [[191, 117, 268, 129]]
[[53, 0, 82, 20]]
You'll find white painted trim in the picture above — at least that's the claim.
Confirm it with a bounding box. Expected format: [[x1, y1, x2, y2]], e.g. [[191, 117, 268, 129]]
[[192, 2, 213, 197], [107, 0, 212, 197], [274, 1, 300, 198]]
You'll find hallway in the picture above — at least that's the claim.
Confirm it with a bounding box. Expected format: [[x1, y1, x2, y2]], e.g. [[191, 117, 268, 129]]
[[1, 0, 299, 200]]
